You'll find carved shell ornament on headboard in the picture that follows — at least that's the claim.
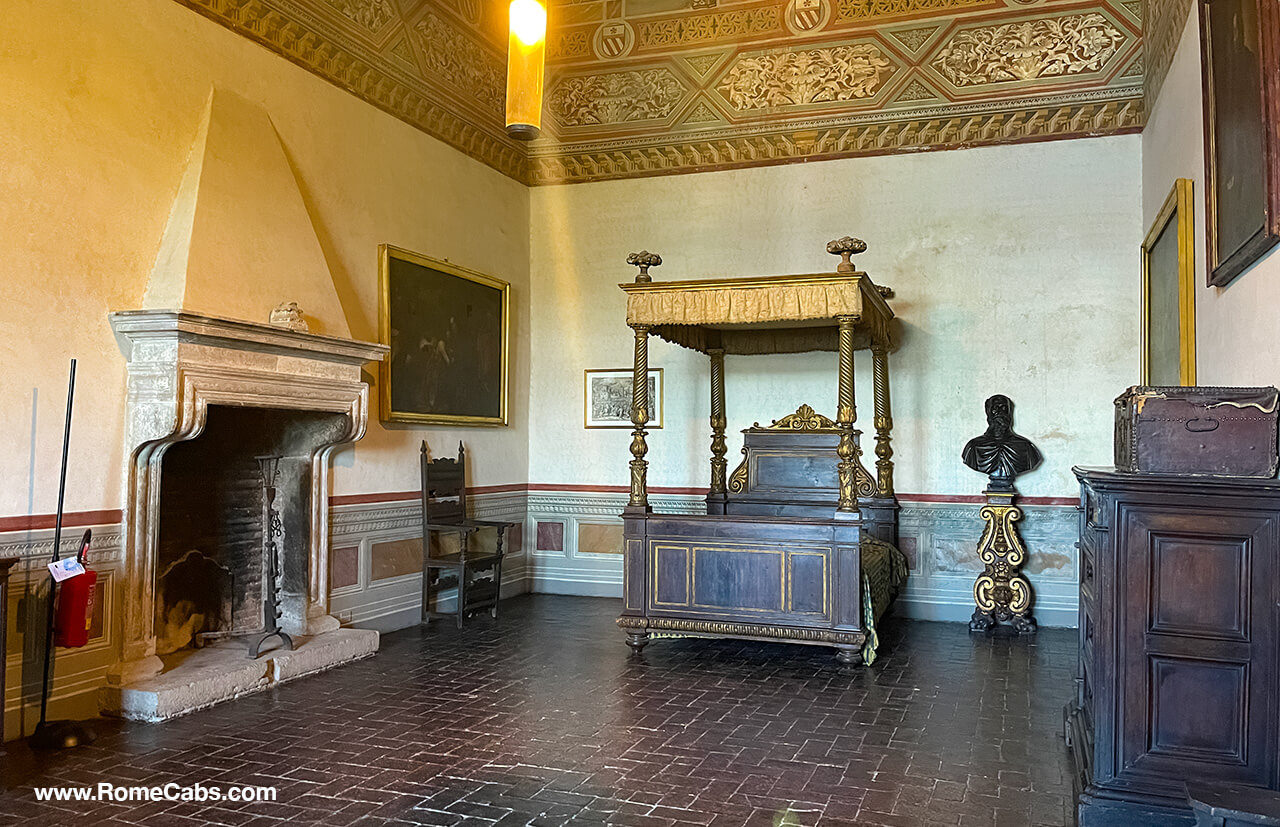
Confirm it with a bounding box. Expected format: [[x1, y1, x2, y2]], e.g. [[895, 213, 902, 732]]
[[764, 404, 838, 431], [733, 404, 877, 498]]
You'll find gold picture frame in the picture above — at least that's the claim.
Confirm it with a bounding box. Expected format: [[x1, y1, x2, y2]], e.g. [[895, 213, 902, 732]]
[[378, 244, 509, 426], [584, 368, 663, 429], [1141, 179, 1196, 386]]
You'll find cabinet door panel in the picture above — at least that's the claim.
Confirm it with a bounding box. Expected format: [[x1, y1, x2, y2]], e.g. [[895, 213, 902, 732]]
[[1119, 506, 1276, 790]]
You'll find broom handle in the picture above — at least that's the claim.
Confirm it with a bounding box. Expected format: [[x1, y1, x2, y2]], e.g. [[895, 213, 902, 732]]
[[39, 359, 76, 727]]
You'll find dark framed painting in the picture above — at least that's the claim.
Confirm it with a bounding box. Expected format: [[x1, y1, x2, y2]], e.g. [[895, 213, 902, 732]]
[[1142, 179, 1197, 386], [1200, 0, 1280, 286], [378, 244, 509, 426]]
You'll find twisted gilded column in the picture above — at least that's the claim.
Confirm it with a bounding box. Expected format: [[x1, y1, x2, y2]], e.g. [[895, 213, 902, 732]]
[[708, 348, 727, 495], [835, 315, 861, 515], [871, 343, 894, 498], [628, 324, 651, 509]]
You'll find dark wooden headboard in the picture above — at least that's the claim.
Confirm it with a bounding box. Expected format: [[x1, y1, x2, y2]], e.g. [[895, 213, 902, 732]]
[[718, 404, 897, 543]]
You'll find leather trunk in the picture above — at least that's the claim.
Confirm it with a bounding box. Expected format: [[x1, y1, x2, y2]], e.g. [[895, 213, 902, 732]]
[[1114, 386, 1280, 476]]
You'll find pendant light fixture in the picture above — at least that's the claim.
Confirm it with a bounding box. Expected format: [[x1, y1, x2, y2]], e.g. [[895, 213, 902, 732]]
[[505, 0, 546, 140]]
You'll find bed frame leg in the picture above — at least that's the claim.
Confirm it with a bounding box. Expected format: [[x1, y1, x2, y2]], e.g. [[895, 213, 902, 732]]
[[834, 646, 862, 665], [625, 631, 650, 654]]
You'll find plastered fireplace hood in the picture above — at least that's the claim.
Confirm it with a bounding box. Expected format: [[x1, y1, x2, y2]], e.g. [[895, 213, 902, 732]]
[[141, 86, 351, 337]]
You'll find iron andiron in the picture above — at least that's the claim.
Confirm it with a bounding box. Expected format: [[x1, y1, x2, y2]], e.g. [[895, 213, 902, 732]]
[[962, 394, 1042, 635], [248, 455, 294, 658]]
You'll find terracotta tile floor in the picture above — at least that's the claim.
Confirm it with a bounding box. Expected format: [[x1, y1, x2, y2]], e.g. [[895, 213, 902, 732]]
[[1, 595, 1078, 826]]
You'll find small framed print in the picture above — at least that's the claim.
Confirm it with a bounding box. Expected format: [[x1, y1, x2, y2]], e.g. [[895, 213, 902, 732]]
[[584, 369, 663, 429]]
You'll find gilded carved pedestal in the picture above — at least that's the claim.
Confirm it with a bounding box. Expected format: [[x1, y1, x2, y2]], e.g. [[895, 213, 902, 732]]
[[962, 394, 1042, 635], [969, 491, 1036, 635]]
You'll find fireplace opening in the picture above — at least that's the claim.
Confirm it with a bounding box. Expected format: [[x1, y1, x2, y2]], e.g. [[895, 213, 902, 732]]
[[154, 405, 351, 655]]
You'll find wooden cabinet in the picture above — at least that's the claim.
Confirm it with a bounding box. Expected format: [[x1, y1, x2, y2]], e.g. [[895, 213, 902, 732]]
[[1068, 468, 1280, 826]]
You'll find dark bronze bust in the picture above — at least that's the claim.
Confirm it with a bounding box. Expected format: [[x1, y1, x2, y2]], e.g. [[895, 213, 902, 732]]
[[962, 394, 1042, 491]]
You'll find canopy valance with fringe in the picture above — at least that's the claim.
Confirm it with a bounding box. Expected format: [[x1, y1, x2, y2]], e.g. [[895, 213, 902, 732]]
[[620, 272, 894, 355]]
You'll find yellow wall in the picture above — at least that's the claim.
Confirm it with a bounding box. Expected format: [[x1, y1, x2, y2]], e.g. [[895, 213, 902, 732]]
[[0, 0, 532, 522]]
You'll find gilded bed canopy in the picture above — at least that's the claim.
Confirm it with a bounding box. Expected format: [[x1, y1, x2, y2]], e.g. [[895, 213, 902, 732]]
[[618, 237, 897, 516]]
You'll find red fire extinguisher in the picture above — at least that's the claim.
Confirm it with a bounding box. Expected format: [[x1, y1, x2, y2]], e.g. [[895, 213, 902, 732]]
[[54, 530, 97, 648]]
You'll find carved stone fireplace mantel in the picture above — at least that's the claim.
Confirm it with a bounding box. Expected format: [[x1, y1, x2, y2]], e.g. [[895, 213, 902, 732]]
[[105, 309, 387, 718]]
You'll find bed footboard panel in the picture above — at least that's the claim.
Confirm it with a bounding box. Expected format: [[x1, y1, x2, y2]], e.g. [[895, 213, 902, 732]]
[[620, 514, 865, 655]]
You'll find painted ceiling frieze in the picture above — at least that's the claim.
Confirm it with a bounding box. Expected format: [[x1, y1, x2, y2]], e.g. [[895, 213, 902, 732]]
[[528, 94, 1143, 183], [550, 29, 595, 59], [886, 26, 942, 54], [931, 12, 1128, 88], [635, 7, 782, 49], [414, 9, 506, 116], [785, 0, 834, 35], [892, 77, 941, 103], [548, 67, 689, 125], [1143, 0, 1193, 111], [535, 0, 1143, 180], [682, 52, 730, 77], [170, 0, 1145, 184], [318, 0, 397, 30], [716, 43, 897, 110], [835, 0, 990, 24]]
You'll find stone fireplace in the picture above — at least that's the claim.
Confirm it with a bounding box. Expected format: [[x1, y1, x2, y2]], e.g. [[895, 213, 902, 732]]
[[102, 310, 387, 720], [154, 406, 352, 654]]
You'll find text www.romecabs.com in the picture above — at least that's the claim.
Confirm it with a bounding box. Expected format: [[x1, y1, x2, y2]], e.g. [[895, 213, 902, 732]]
[[35, 783, 277, 803]]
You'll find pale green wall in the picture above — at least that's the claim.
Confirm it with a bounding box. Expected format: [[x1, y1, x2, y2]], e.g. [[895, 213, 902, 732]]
[[528, 137, 1144, 500]]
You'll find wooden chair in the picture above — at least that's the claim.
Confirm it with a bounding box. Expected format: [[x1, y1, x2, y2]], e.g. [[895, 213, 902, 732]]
[[420, 440, 512, 628]]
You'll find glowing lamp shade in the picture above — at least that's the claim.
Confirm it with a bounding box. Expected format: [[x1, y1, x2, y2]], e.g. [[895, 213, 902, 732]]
[[505, 0, 546, 140]]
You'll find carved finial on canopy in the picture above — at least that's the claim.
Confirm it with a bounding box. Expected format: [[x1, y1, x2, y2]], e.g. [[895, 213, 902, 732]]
[[627, 251, 662, 283], [826, 237, 867, 274]]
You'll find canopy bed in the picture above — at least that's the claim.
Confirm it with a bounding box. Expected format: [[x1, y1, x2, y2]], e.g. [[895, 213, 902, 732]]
[[615, 238, 906, 664]]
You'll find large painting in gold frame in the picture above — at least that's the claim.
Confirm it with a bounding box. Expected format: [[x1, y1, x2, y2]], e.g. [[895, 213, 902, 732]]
[[1141, 179, 1197, 386], [378, 244, 509, 426]]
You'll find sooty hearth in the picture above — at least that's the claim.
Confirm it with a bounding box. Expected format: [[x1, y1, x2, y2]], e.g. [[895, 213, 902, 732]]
[[154, 405, 350, 654]]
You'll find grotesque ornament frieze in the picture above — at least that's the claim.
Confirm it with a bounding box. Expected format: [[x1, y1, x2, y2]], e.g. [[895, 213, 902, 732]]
[[932, 12, 1126, 87], [549, 69, 687, 126], [718, 44, 894, 110]]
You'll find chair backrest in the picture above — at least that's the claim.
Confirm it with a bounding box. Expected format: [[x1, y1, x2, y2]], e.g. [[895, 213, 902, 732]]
[[421, 440, 468, 530]]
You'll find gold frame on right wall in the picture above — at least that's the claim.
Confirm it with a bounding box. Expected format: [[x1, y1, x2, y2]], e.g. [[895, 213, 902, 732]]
[[1141, 178, 1197, 385]]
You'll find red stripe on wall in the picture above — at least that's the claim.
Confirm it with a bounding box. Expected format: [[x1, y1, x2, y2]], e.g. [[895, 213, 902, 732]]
[[470, 483, 535, 495], [328, 483, 712, 506], [0, 488, 1077, 531], [0, 509, 124, 533], [329, 485, 1076, 507], [329, 490, 420, 506], [897, 493, 1077, 506], [524, 483, 711, 495]]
